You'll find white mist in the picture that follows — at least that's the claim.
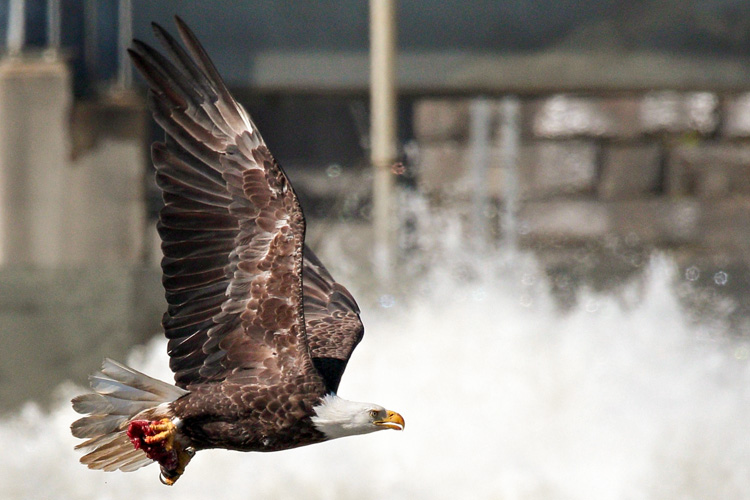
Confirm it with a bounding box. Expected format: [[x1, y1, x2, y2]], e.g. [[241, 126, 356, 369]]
[[2, 255, 750, 500]]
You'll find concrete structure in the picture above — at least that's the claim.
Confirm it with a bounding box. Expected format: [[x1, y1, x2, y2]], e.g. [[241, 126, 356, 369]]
[[0, 264, 163, 410], [0, 56, 147, 267], [414, 92, 750, 260], [0, 57, 70, 265], [65, 94, 148, 265], [0, 57, 156, 412]]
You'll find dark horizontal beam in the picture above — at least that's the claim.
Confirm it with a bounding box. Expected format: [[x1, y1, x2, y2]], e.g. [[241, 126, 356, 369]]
[[214, 50, 750, 97]]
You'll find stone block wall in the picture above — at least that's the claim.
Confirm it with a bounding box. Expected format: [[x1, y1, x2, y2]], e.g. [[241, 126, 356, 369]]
[[414, 92, 750, 257]]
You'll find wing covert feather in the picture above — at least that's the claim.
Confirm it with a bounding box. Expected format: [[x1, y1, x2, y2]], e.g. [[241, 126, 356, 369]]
[[303, 246, 364, 393]]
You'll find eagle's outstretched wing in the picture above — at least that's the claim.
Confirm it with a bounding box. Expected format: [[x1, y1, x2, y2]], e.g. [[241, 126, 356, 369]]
[[130, 17, 315, 388], [302, 246, 364, 393]]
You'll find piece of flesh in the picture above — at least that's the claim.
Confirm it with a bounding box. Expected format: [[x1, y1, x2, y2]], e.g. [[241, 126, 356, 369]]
[[127, 418, 193, 485]]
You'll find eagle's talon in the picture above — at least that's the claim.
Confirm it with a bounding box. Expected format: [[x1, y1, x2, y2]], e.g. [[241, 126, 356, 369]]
[[159, 445, 193, 485], [127, 418, 185, 477], [159, 469, 181, 486], [143, 422, 175, 450], [130, 418, 175, 448]]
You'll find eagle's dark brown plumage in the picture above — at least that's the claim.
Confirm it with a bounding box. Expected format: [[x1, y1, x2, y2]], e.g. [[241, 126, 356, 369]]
[[70, 17, 402, 485]]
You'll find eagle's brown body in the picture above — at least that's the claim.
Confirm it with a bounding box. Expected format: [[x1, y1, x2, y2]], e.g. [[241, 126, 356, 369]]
[[173, 373, 329, 452]]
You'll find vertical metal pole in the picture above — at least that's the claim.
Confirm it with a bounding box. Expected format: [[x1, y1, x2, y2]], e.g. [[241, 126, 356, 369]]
[[469, 97, 492, 247], [46, 0, 61, 58], [370, 0, 397, 282], [7, 0, 26, 56], [117, 0, 133, 89], [500, 96, 521, 251]]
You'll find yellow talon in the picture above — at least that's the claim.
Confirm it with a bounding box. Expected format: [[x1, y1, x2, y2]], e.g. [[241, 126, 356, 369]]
[[148, 418, 175, 433], [160, 445, 195, 485], [143, 419, 176, 451]]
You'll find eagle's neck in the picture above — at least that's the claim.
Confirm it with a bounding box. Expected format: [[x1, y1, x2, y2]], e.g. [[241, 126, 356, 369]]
[[311, 394, 372, 440]]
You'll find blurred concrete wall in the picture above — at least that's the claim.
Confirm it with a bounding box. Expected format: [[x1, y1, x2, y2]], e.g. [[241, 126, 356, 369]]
[[65, 97, 148, 265], [0, 57, 161, 405], [0, 58, 70, 265], [0, 265, 163, 410], [0, 56, 147, 266], [415, 92, 750, 261]]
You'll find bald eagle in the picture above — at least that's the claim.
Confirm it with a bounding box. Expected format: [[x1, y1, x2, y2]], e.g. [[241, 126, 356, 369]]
[[70, 17, 404, 485]]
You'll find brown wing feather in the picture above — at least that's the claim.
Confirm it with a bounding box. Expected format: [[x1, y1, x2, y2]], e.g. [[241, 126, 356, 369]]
[[303, 246, 364, 393], [130, 17, 315, 388]]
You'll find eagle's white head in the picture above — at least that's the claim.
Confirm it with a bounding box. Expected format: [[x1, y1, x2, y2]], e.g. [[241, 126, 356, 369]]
[[311, 394, 405, 440]]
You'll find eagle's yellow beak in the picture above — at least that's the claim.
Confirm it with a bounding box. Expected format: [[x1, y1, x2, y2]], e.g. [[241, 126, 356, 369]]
[[374, 410, 405, 431]]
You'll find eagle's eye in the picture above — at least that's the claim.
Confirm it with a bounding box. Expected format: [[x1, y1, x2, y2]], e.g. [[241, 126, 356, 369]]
[[369, 409, 379, 419]]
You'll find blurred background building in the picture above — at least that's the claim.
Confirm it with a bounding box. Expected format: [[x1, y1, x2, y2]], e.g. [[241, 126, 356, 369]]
[[3, 0, 750, 409]]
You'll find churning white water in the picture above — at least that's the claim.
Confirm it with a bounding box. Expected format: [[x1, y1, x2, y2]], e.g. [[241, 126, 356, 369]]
[[3, 252, 750, 500]]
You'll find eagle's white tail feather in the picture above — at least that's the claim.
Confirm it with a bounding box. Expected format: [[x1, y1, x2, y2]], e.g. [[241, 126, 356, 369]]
[[71, 359, 188, 472]]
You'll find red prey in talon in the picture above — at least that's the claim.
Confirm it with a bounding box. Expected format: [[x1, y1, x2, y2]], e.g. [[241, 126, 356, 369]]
[[127, 419, 179, 471], [126, 418, 194, 485]]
